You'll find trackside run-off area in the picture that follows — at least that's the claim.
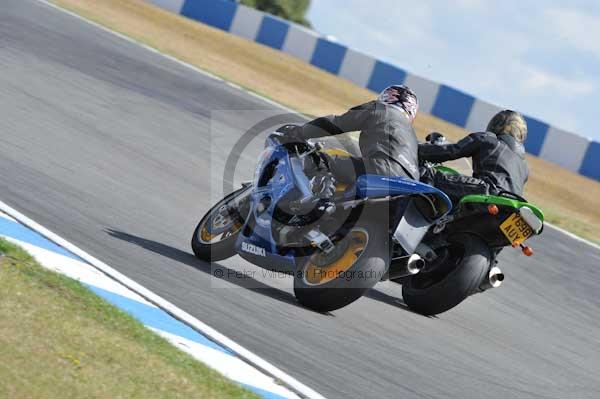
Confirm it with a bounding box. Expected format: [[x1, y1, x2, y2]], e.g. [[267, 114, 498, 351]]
[[0, 235, 262, 399]]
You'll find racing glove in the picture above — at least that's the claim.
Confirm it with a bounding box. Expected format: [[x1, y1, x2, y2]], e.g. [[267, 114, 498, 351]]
[[275, 124, 304, 144]]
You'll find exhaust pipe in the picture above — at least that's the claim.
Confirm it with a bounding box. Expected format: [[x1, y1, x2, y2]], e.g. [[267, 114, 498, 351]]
[[479, 266, 504, 292], [407, 254, 425, 275], [387, 254, 425, 280]]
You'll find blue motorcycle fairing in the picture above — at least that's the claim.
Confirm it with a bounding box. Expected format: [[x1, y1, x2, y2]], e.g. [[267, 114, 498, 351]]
[[235, 144, 299, 273], [352, 174, 452, 219]]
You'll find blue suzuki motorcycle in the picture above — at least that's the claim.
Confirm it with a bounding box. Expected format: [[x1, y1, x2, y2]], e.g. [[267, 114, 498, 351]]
[[191, 130, 461, 312]]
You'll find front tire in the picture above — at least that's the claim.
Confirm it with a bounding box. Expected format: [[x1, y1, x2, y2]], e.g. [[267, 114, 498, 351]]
[[191, 186, 251, 262], [293, 214, 389, 312], [402, 233, 490, 315]]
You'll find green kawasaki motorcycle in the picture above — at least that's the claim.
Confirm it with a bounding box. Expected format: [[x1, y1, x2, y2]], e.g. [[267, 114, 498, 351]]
[[393, 135, 545, 315]]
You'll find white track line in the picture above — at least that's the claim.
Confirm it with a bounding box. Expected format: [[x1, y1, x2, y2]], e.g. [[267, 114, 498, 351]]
[[149, 328, 300, 399], [0, 200, 325, 399], [0, 212, 16, 222]]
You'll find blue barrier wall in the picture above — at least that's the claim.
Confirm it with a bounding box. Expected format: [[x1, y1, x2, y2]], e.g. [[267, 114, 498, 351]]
[[256, 15, 289, 49], [148, 0, 599, 181], [311, 38, 347, 75], [431, 86, 475, 128]]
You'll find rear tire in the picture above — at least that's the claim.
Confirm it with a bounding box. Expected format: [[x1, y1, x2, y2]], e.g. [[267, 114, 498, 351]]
[[293, 214, 389, 312], [191, 186, 250, 262], [402, 233, 490, 315]]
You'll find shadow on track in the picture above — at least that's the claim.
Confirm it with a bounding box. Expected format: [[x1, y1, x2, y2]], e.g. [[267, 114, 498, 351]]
[[365, 288, 437, 318], [105, 228, 303, 308]]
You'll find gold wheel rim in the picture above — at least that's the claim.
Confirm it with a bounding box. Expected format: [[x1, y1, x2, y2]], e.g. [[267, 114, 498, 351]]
[[200, 226, 217, 242], [199, 220, 243, 244], [304, 230, 368, 286]]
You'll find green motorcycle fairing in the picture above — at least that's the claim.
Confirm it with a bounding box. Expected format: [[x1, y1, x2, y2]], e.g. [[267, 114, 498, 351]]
[[459, 194, 544, 222]]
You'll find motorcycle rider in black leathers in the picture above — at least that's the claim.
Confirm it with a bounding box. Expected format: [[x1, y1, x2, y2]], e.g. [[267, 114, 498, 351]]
[[279, 85, 421, 185], [419, 110, 529, 204]]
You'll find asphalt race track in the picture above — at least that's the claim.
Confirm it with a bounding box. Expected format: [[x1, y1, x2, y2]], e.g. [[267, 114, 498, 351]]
[[2, 1, 600, 398]]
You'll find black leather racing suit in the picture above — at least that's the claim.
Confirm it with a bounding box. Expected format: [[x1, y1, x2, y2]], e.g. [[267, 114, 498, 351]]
[[293, 101, 420, 183], [418, 132, 529, 204]]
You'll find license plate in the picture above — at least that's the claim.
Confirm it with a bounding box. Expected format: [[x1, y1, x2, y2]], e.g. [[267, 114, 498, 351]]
[[500, 213, 534, 245]]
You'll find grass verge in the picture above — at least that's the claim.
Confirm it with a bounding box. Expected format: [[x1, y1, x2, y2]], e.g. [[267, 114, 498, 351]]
[[0, 238, 258, 399], [51, 0, 600, 244]]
